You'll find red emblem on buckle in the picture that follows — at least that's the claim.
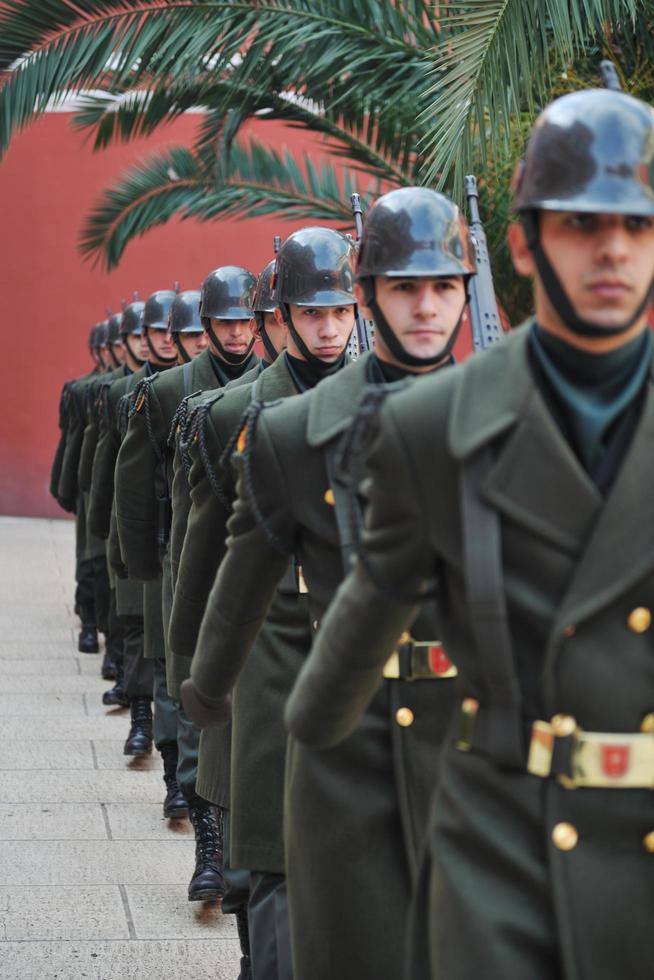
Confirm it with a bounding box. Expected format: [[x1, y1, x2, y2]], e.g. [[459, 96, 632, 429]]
[[601, 744, 630, 778], [429, 645, 453, 676]]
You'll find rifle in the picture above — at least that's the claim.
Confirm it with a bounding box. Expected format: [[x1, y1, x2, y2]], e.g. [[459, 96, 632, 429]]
[[600, 60, 622, 91], [464, 175, 503, 351], [350, 193, 375, 355]]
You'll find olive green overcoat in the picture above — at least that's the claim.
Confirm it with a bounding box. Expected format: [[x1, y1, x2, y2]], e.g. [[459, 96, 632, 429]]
[[190, 353, 457, 978], [286, 324, 654, 980]]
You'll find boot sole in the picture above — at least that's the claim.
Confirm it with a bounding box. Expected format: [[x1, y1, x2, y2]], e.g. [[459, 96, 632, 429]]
[[164, 805, 189, 820], [188, 889, 225, 902], [123, 746, 153, 756]]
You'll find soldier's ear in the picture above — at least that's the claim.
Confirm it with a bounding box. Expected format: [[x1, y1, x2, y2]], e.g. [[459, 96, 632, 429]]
[[273, 307, 287, 330], [354, 281, 374, 320], [507, 221, 536, 278]]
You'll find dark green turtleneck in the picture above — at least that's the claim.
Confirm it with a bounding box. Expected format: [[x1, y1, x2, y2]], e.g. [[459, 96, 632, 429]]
[[528, 322, 652, 490]]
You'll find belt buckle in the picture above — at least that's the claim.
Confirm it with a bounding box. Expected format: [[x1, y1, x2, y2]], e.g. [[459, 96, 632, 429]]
[[567, 732, 654, 789], [412, 642, 457, 680]]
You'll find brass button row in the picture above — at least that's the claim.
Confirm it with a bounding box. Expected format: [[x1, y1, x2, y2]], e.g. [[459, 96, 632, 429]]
[[562, 607, 652, 640], [554, 823, 654, 854], [395, 707, 414, 728]]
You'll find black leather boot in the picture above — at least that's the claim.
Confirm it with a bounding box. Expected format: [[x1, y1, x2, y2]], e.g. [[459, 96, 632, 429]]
[[235, 907, 252, 980], [101, 649, 118, 680], [187, 804, 226, 902], [78, 626, 99, 653], [102, 661, 129, 708], [160, 742, 188, 820], [123, 697, 153, 756]]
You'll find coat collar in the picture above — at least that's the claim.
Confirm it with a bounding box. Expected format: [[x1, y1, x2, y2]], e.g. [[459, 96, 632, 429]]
[[253, 353, 299, 402], [447, 323, 534, 460], [306, 355, 370, 447]]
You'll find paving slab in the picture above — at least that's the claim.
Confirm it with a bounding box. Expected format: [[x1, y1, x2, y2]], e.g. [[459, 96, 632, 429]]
[[0, 939, 240, 980], [0, 625, 76, 641], [125, 885, 235, 939], [2, 770, 164, 804], [0, 658, 81, 677], [93, 741, 162, 772], [0, 716, 131, 740], [0, 641, 86, 661], [0, 739, 95, 771], [1, 674, 107, 694], [0, 804, 107, 841], [0, 839, 195, 886], [105, 804, 192, 841], [0, 886, 129, 940], [0, 693, 85, 718]]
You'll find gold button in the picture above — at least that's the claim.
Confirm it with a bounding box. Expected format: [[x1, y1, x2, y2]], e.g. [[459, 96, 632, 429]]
[[552, 822, 578, 851], [312, 620, 319, 631], [641, 713, 654, 734], [562, 624, 576, 638], [551, 714, 577, 737], [324, 488, 335, 506], [398, 631, 412, 645], [643, 831, 654, 853], [627, 607, 651, 634], [395, 707, 414, 728]]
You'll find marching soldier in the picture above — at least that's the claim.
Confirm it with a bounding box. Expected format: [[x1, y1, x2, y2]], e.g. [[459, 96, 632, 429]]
[[57, 319, 111, 654], [170, 230, 355, 980], [88, 291, 177, 761], [115, 271, 259, 904], [285, 89, 654, 980], [181, 190, 475, 979]]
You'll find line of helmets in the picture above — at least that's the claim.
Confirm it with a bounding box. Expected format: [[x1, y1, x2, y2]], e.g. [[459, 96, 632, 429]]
[[85, 184, 481, 375], [88, 74, 654, 370]]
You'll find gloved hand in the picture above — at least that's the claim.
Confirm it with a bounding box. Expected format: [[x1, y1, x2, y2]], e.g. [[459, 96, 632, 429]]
[[180, 678, 232, 728]]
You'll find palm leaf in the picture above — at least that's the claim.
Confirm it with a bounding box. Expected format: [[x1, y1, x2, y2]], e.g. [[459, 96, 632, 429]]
[[419, 0, 638, 190], [79, 138, 378, 269]]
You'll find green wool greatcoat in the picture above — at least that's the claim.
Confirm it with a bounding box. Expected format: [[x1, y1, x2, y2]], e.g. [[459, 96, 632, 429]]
[[174, 354, 307, 868], [286, 324, 654, 980], [191, 353, 457, 979]]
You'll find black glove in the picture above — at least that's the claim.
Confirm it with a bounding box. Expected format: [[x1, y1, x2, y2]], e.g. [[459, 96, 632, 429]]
[[180, 678, 232, 728]]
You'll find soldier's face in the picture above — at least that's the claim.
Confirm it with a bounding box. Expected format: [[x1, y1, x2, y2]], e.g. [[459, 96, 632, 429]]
[[145, 327, 176, 362], [176, 330, 208, 360], [124, 335, 147, 368], [509, 212, 654, 346], [110, 341, 126, 365], [209, 318, 252, 358], [258, 311, 286, 356], [281, 304, 355, 362], [362, 277, 466, 363]]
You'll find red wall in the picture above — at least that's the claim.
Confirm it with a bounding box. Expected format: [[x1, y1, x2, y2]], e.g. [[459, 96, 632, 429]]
[[0, 113, 323, 517]]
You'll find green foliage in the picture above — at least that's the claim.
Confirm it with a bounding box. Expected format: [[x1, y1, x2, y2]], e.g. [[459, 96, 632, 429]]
[[1, 0, 652, 320]]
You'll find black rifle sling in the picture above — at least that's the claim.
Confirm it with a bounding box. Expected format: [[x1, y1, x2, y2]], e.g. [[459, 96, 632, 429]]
[[461, 447, 524, 767], [324, 440, 359, 575]]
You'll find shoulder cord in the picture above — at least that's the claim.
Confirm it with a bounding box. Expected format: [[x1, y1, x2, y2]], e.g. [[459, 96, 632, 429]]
[[228, 400, 289, 556], [196, 400, 233, 509], [130, 377, 164, 464], [342, 382, 438, 604]]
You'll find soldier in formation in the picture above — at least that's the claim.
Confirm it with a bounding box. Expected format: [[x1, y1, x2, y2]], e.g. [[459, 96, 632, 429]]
[[49, 81, 654, 980]]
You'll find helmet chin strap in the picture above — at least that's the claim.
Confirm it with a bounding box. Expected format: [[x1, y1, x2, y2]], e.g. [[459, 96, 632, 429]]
[[254, 312, 279, 363], [204, 319, 255, 366], [124, 336, 145, 368], [361, 278, 467, 368], [108, 347, 122, 370], [145, 331, 177, 366], [280, 303, 350, 369], [522, 212, 654, 339], [173, 335, 192, 364]]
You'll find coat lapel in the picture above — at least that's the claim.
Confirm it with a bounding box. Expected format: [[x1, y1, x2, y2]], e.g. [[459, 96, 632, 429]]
[[553, 372, 654, 629], [254, 355, 299, 401], [306, 356, 368, 448]]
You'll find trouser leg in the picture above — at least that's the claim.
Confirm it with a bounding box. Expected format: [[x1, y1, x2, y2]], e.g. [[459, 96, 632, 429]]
[[222, 813, 250, 915], [153, 657, 178, 749], [75, 557, 96, 626], [249, 873, 293, 980], [91, 553, 110, 636], [122, 616, 153, 700], [176, 704, 201, 805]]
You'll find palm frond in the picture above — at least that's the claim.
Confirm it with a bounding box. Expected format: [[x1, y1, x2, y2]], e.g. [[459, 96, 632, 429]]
[[419, 0, 638, 191], [0, 0, 437, 159], [79, 138, 378, 269]]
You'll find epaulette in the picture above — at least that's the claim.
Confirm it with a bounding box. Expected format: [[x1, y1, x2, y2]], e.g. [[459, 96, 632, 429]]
[[223, 398, 288, 555], [117, 393, 131, 439]]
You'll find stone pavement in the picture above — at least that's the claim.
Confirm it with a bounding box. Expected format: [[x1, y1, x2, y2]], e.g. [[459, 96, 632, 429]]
[[0, 516, 240, 980]]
